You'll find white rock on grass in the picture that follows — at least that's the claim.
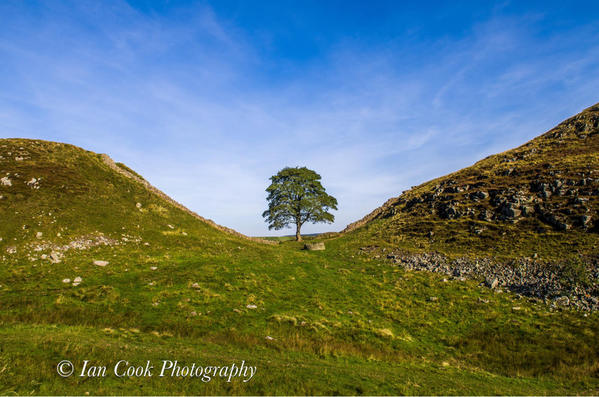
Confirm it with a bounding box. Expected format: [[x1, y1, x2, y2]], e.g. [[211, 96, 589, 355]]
[[93, 260, 109, 267], [62, 278, 71, 283], [1, 177, 11, 186], [50, 252, 62, 263], [246, 304, 258, 309], [36, 232, 43, 239], [150, 266, 157, 270]]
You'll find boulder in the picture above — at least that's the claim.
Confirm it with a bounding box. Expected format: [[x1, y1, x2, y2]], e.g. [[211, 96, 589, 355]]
[[500, 203, 521, 218], [471, 191, 489, 200], [304, 242, 325, 251], [580, 214, 592, 227], [521, 205, 534, 216]]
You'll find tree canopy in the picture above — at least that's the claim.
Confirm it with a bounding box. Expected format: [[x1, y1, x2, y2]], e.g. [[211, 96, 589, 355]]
[[262, 167, 338, 241]]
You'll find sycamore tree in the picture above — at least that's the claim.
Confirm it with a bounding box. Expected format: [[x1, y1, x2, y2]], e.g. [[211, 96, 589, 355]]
[[262, 166, 338, 241]]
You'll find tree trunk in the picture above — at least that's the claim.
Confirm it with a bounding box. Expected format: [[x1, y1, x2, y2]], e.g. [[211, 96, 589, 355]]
[[295, 223, 302, 241]]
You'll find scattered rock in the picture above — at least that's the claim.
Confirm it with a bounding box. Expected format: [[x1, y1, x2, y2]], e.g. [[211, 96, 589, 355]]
[[26, 178, 40, 189], [485, 277, 499, 289], [62, 278, 71, 283], [554, 296, 570, 306], [1, 176, 12, 186], [49, 251, 62, 263], [93, 260, 109, 267], [246, 304, 258, 309]]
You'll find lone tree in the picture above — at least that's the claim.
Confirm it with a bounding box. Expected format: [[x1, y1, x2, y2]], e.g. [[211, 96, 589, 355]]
[[262, 167, 338, 241]]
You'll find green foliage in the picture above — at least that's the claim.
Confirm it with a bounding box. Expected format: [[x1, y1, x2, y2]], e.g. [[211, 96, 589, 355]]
[[262, 167, 337, 240]]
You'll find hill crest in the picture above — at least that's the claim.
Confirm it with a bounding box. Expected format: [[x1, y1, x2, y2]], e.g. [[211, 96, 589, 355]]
[[343, 102, 599, 236]]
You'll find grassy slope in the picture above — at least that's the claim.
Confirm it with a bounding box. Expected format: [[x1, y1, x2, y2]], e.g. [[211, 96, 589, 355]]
[[0, 138, 256, 255], [1, 138, 598, 395], [342, 103, 599, 261]]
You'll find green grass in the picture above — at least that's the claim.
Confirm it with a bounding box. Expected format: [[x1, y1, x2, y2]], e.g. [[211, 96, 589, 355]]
[[4, 324, 586, 396], [1, 138, 599, 395], [1, 240, 598, 394]]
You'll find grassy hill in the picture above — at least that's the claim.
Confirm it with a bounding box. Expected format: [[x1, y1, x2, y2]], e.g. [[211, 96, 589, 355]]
[[0, 139, 271, 261], [1, 138, 598, 395], [342, 102, 599, 261]]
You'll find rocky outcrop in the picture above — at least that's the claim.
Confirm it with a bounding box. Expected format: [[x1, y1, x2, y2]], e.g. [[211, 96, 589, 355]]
[[342, 103, 599, 235]]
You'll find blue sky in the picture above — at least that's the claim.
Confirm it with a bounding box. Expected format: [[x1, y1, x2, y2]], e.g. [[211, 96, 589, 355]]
[[1, 1, 598, 236]]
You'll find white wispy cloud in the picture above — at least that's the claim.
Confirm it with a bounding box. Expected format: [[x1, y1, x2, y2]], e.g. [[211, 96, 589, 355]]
[[1, 2, 598, 235]]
